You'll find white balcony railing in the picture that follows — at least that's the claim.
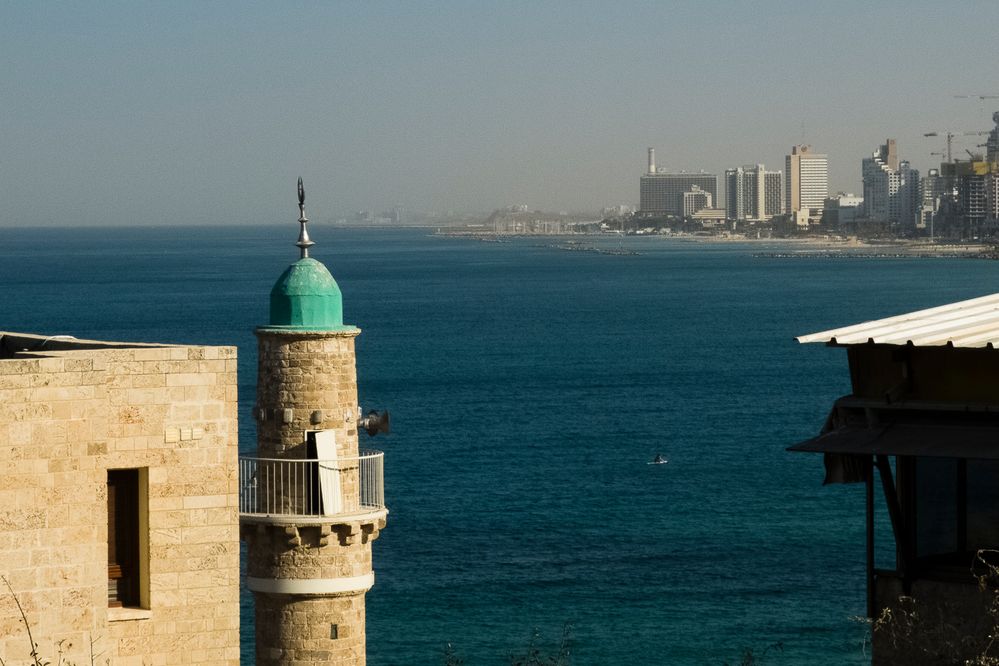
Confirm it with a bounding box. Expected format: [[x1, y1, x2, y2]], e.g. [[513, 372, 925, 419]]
[[239, 450, 384, 520]]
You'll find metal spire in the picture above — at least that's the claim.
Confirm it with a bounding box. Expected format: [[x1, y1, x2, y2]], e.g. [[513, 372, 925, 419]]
[[296, 176, 315, 259]]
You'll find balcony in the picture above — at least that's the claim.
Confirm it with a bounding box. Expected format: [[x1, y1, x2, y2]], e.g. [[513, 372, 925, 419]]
[[238, 450, 385, 524]]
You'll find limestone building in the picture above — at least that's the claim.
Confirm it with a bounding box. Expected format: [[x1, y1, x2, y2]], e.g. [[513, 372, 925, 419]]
[[0, 333, 240, 664], [0, 179, 387, 666], [239, 179, 388, 665]]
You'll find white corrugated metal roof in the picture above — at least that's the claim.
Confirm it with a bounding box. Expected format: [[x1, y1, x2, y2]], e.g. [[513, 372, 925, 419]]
[[797, 292, 999, 348]]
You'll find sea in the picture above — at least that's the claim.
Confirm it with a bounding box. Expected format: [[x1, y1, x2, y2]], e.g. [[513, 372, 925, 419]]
[[3, 226, 998, 665]]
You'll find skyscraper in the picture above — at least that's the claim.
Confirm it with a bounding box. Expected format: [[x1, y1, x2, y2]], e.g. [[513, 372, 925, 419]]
[[985, 113, 999, 220], [725, 164, 783, 222], [862, 139, 920, 231], [640, 148, 718, 216], [920, 168, 943, 232], [987, 111, 999, 163], [785, 145, 828, 225]]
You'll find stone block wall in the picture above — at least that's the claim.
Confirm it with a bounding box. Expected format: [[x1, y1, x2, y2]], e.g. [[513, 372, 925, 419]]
[[255, 331, 360, 462], [249, 328, 386, 665], [0, 334, 240, 666], [255, 595, 366, 665], [243, 519, 383, 666]]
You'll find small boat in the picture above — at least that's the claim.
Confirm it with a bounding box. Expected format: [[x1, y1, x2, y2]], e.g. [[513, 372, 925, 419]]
[[648, 454, 668, 465]]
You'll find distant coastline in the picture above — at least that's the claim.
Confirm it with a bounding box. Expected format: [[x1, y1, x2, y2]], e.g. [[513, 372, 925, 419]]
[[679, 235, 999, 259], [430, 227, 999, 259]]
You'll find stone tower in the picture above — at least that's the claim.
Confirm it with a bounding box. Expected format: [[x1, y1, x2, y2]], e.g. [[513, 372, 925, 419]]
[[241, 179, 387, 665]]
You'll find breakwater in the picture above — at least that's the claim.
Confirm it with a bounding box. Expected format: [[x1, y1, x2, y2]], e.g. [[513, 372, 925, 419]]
[[536, 241, 641, 256], [755, 249, 999, 260]]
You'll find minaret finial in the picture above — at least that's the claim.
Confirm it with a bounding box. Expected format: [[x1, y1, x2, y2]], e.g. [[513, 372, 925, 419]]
[[296, 176, 315, 259]]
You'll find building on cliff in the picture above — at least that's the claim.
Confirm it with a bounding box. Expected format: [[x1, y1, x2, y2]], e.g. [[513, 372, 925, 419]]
[[791, 294, 999, 664], [0, 179, 388, 666], [0, 332, 241, 664]]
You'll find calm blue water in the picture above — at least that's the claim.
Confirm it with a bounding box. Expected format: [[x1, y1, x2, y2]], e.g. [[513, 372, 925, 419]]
[[3, 227, 997, 664]]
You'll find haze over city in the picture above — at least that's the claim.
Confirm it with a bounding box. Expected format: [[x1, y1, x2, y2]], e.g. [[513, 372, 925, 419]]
[[2, 1, 998, 226]]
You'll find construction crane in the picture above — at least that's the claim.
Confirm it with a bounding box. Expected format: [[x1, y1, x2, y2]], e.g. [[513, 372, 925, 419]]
[[953, 94, 999, 113], [923, 130, 990, 163]]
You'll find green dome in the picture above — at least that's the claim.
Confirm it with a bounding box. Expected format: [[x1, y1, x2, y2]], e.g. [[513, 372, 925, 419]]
[[265, 258, 351, 331]]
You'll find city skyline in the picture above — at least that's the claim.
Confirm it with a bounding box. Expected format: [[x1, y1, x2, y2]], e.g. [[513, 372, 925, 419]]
[[1, 2, 998, 226]]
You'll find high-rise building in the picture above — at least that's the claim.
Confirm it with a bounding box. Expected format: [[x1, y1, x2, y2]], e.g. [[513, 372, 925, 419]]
[[920, 168, 943, 232], [961, 172, 988, 227], [862, 139, 920, 231], [987, 111, 999, 163], [763, 171, 783, 220], [933, 112, 999, 238], [725, 164, 783, 222], [682, 185, 712, 216], [921, 168, 944, 208], [988, 173, 999, 220], [985, 113, 999, 220], [785, 145, 828, 225], [939, 160, 999, 238], [640, 149, 718, 216]]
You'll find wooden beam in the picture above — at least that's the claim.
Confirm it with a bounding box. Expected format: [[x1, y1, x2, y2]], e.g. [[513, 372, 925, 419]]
[[866, 456, 876, 618], [876, 454, 907, 578]]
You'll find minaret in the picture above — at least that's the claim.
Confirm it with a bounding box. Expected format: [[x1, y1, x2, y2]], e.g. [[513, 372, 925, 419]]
[[241, 179, 387, 665]]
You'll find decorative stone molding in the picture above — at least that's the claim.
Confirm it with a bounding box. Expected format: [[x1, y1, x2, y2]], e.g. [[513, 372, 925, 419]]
[[247, 572, 375, 595]]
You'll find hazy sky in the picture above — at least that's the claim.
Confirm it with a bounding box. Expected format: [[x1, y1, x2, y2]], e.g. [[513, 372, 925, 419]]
[[2, 1, 998, 226]]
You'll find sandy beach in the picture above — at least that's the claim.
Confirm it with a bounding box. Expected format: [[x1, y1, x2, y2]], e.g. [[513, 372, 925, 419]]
[[440, 228, 997, 258], [654, 233, 997, 258]]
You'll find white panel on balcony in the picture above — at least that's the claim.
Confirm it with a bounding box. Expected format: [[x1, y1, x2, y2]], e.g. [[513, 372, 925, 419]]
[[314, 430, 343, 516]]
